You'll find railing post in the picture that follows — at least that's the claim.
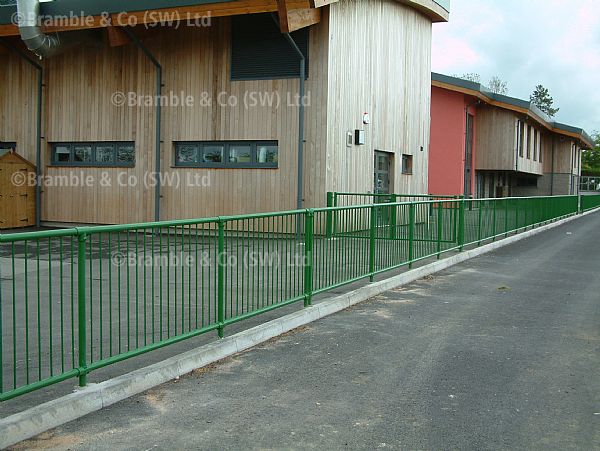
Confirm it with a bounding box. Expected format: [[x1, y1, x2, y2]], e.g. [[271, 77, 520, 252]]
[[458, 197, 465, 251], [369, 204, 376, 282], [504, 198, 509, 238], [325, 192, 334, 238], [303, 210, 314, 307], [389, 194, 398, 240], [477, 200, 483, 246], [408, 203, 415, 268], [332, 192, 338, 237], [77, 231, 88, 387], [217, 220, 225, 338], [492, 199, 497, 241], [436, 201, 443, 259], [452, 199, 458, 242]]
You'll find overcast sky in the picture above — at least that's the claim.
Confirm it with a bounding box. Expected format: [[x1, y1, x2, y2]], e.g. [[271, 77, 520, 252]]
[[432, 0, 600, 135]]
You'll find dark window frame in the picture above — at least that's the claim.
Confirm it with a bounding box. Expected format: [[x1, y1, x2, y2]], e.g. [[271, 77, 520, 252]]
[[174, 141, 279, 169], [401, 154, 413, 175], [50, 142, 136, 167], [518, 120, 525, 157], [526, 125, 531, 159], [0, 142, 17, 150]]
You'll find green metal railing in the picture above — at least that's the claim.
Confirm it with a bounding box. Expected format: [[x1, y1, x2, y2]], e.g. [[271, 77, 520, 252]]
[[0, 194, 597, 401], [329, 192, 458, 207], [581, 194, 600, 212]]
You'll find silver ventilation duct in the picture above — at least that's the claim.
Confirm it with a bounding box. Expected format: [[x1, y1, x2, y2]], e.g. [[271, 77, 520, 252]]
[[16, 0, 96, 58]]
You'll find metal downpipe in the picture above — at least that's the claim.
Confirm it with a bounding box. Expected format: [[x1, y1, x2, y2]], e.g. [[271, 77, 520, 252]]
[[282, 33, 306, 211], [122, 28, 163, 222], [1, 40, 43, 227]]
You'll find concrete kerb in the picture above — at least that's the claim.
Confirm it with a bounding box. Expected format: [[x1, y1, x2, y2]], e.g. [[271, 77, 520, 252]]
[[1, 208, 598, 448]]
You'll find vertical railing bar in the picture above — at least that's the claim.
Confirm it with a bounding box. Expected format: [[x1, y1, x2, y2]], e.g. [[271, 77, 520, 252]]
[[24, 240, 30, 384], [180, 226, 185, 334], [408, 203, 415, 269], [477, 200, 483, 246], [108, 232, 113, 356], [437, 202, 443, 259], [159, 228, 163, 341], [194, 224, 198, 330], [11, 243, 17, 389], [217, 220, 225, 338], [369, 205, 376, 282], [70, 237, 75, 369], [188, 226, 192, 331], [458, 198, 465, 251], [48, 238, 53, 377], [99, 233, 103, 360], [304, 210, 314, 307], [88, 235, 93, 362], [36, 240, 41, 381], [126, 230, 131, 349], [151, 227, 156, 342], [166, 228, 170, 339], [77, 232, 88, 387], [143, 229, 148, 346]]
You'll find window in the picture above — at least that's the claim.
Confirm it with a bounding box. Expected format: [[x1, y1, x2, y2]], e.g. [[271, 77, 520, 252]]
[[51, 142, 135, 167], [538, 132, 543, 163], [533, 128, 538, 161], [517, 120, 525, 157], [175, 141, 278, 168], [231, 14, 309, 80], [401, 154, 413, 175], [526, 125, 531, 159], [0, 142, 16, 157], [517, 177, 538, 187]]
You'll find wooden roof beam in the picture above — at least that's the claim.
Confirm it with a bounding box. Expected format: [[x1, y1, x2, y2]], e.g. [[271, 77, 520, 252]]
[[277, 0, 321, 33], [106, 26, 130, 47]]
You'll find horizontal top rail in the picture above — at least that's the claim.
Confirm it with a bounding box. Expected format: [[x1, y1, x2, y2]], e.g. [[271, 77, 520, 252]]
[[0, 194, 589, 242]]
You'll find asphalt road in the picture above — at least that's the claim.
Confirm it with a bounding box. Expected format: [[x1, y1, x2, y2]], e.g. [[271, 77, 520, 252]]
[[10, 213, 600, 450]]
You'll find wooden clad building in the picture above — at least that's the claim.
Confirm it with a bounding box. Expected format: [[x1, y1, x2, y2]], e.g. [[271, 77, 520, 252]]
[[429, 73, 593, 198], [0, 0, 449, 226]]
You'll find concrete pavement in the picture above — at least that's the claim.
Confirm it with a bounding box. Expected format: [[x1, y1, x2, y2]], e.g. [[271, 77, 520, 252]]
[[9, 212, 600, 450]]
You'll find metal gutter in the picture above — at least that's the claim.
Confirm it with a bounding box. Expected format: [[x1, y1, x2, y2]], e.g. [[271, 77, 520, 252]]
[[1, 39, 43, 227], [122, 27, 163, 222]]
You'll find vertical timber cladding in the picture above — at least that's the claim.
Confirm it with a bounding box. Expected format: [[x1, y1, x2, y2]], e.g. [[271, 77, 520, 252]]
[[325, 0, 432, 196], [474, 107, 519, 172], [39, 16, 330, 223], [160, 16, 330, 219], [0, 51, 38, 165], [43, 43, 153, 224]]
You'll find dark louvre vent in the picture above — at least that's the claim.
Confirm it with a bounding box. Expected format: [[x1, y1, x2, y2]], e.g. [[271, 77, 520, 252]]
[[231, 13, 309, 80]]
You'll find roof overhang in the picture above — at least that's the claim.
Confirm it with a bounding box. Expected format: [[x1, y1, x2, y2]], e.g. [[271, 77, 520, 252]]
[[397, 0, 449, 22], [432, 73, 594, 149], [0, 0, 320, 35], [0, 0, 448, 36]]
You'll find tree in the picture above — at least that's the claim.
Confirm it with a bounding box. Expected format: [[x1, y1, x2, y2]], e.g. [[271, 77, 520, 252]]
[[582, 131, 600, 175], [487, 76, 508, 95], [530, 84, 559, 117], [455, 73, 481, 83]]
